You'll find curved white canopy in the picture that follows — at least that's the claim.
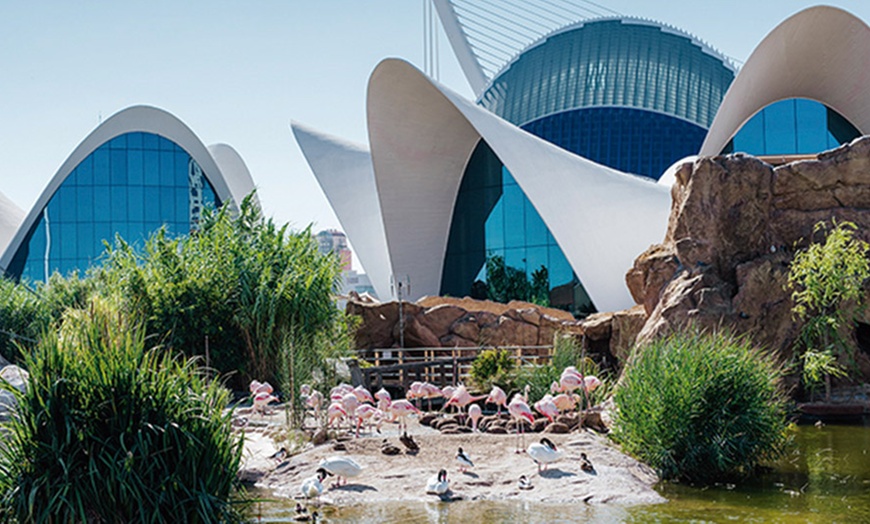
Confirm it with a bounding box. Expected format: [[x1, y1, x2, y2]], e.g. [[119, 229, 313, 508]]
[[701, 6, 870, 156], [291, 122, 394, 300], [367, 58, 671, 312]]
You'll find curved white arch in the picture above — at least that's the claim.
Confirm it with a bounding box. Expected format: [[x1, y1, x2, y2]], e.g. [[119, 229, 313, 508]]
[[0, 105, 244, 274], [290, 122, 393, 301], [208, 143, 259, 208], [367, 58, 670, 312], [700, 6, 870, 156], [0, 193, 24, 258]]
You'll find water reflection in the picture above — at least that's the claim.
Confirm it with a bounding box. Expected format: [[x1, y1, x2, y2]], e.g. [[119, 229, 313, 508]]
[[249, 425, 870, 523]]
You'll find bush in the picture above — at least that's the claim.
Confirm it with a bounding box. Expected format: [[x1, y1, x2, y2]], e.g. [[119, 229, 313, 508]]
[[0, 297, 245, 522], [612, 329, 790, 484], [470, 348, 515, 391]]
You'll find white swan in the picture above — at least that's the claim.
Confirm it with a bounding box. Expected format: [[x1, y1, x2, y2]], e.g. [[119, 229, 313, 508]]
[[527, 437, 563, 473], [425, 469, 449, 495], [319, 456, 364, 486], [300, 468, 328, 498]]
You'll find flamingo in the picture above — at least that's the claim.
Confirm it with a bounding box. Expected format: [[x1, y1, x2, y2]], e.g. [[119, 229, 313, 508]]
[[485, 385, 507, 415], [508, 394, 535, 453], [249, 380, 274, 395], [468, 404, 482, 431], [253, 391, 278, 414], [552, 393, 578, 412], [354, 404, 379, 437], [583, 375, 602, 393], [419, 382, 444, 411], [353, 385, 375, 405], [306, 390, 324, 426], [375, 388, 394, 420], [425, 469, 449, 495], [406, 381, 425, 409], [533, 395, 559, 423], [527, 437, 563, 473], [443, 385, 486, 422], [441, 385, 456, 412], [327, 402, 347, 429], [330, 383, 354, 400], [390, 399, 420, 432]]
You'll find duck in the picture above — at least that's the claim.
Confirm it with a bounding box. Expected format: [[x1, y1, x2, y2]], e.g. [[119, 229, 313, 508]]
[[426, 469, 449, 495], [527, 437, 563, 473], [270, 447, 289, 461], [319, 456, 364, 486], [299, 467, 329, 499], [518, 474, 533, 490], [456, 447, 474, 473], [399, 431, 419, 453], [580, 452, 595, 473], [293, 507, 318, 523]]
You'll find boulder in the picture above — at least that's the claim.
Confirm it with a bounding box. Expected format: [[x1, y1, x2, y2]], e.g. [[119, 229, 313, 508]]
[[543, 422, 571, 434], [531, 418, 550, 433], [397, 314, 441, 348], [419, 304, 467, 338]]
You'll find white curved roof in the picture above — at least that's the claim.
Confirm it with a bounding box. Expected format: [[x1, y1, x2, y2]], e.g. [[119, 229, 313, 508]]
[[367, 58, 671, 312], [0, 193, 24, 258], [700, 6, 870, 156], [208, 143, 259, 208], [0, 105, 248, 274], [290, 122, 394, 301]]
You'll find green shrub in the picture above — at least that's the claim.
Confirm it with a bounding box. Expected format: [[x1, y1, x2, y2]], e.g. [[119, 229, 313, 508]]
[[470, 348, 516, 391], [0, 297, 245, 522], [613, 329, 790, 484]]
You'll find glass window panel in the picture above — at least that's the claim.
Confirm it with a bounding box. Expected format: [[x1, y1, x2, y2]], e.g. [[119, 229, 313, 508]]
[[76, 222, 94, 260], [176, 190, 189, 228], [143, 132, 159, 150], [59, 223, 76, 261], [548, 244, 574, 287], [143, 150, 159, 186], [795, 99, 827, 154], [144, 187, 161, 221], [485, 198, 505, 250], [59, 186, 76, 222], [110, 186, 127, 222], [504, 247, 526, 275], [93, 186, 110, 221], [110, 150, 127, 185], [127, 222, 145, 246], [175, 152, 189, 187], [127, 150, 144, 185], [524, 199, 548, 247], [126, 132, 143, 149], [763, 100, 796, 154], [732, 111, 765, 154], [160, 151, 175, 187], [112, 222, 128, 244], [109, 134, 127, 149], [503, 184, 526, 248], [128, 186, 144, 222], [526, 246, 549, 284], [76, 186, 93, 223], [93, 148, 110, 185], [161, 186, 176, 220], [94, 222, 112, 247], [76, 155, 94, 186]]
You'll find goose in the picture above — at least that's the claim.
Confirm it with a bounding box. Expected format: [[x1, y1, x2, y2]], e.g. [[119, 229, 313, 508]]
[[299, 467, 329, 498], [426, 469, 449, 495], [456, 447, 474, 473], [319, 456, 364, 486], [518, 474, 533, 490], [527, 437, 563, 473], [580, 452, 595, 473]]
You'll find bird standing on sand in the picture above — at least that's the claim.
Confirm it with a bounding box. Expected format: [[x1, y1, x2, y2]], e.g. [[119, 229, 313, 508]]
[[486, 385, 507, 415], [399, 431, 419, 453], [518, 475, 533, 490], [580, 452, 595, 473], [443, 385, 486, 422], [527, 437, 563, 473], [319, 456, 364, 487], [509, 394, 535, 453], [326, 402, 347, 429], [468, 403, 483, 432], [456, 447, 474, 473], [389, 399, 420, 432], [533, 395, 559, 423], [300, 467, 329, 499], [426, 469, 449, 495]]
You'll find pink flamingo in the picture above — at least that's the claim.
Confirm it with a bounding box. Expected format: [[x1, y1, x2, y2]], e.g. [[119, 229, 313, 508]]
[[583, 375, 602, 393], [485, 385, 507, 415], [341, 393, 360, 432], [552, 393, 578, 412], [330, 383, 354, 399], [355, 404, 379, 437], [441, 385, 456, 412], [249, 380, 274, 395], [306, 390, 324, 425], [419, 383, 444, 411], [509, 394, 535, 453], [443, 385, 486, 422], [353, 385, 375, 405], [327, 402, 347, 429], [468, 404, 482, 432], [389, 399, 420, 432], [375, 388, 393, 420], [534, 394, 559, 423], [253, 391, 278, 414]]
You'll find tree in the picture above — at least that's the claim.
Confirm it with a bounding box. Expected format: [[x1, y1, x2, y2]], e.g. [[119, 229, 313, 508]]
[[787, 220, 870, 400]]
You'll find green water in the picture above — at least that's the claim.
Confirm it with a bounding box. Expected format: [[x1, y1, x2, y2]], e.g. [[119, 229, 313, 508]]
[[249, 424, 870, 523]]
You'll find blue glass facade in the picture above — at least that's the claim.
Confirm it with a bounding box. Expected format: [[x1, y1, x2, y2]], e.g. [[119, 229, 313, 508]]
[[522, 107, 708, 179], [8, 132, 220, 281], [722, 98, 861, 156], [441, 141, 593, 316]]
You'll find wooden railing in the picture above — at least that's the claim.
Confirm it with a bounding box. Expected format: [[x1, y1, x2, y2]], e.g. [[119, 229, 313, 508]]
[[350, 345, 553, 394]]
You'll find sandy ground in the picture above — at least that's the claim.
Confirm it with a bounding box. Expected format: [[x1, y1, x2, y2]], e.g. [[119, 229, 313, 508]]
[[238, 413, 665, 507]]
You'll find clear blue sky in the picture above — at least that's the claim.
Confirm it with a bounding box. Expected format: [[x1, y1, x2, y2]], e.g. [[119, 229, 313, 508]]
[[2, 1, 870, 249]]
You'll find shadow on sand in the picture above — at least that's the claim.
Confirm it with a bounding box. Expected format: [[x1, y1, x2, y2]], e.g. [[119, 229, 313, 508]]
[[539, 468, 576, 479], [333, 483, 378, 493]]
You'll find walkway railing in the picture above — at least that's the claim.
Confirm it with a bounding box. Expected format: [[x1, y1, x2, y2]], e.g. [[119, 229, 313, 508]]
[[350, 345, 553, 393]]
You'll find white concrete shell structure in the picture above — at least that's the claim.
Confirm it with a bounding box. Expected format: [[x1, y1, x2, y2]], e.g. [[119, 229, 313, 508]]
[[700, 6, 870, 156], [0, 194, 24, 259], [366, 59, 671, 313], [208, 143, 258, 207], [0, 105, 252, 279], [290, 122, 394, 301]]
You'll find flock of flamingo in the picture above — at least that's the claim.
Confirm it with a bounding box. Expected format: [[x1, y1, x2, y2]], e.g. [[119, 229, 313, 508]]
[[250, 366, 602, 500]]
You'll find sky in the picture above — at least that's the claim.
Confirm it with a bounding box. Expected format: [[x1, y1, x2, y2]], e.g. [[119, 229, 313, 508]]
[[2, 0, 870, 264]]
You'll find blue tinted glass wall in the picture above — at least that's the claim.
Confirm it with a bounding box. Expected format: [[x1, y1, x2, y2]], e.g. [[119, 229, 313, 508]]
[[479, 19, 735, 129], [723, 99, 861, 156], [441, 140, 595, 316], [8, 132, 220, 282], [523, 107, 708, 179]]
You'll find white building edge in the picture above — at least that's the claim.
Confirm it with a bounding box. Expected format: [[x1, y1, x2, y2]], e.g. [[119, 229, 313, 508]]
[[293, 5, 870, 315], [0, 105, 256, 274]]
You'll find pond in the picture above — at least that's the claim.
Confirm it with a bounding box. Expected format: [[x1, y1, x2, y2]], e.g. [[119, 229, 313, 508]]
[[248, 424, 870, 523]]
